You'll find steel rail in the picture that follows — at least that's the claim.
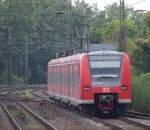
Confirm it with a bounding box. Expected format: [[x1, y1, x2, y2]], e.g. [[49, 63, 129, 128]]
[[0, 86, 43, 93], [32, 91, 150, 130], [15, 100, 58, 130], [33, 91, 128, 130], [125, 111, 150, 119], [33, 92, 124, 130], [0, 98, 46, 103], [122, 113, 150, 120], [119, 117, 150, 130], [92, 117, 124, 130], [0, 101, 22, 130], [128, 111, 150, 116], [32, 92, 46, 99], [0, 84, 46, 88]]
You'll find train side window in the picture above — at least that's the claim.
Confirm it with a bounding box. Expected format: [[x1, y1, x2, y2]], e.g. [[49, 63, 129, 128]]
[[59, 66, 62, 90], [48, 69, 49, 84], [63, 66, 65, 93], [71, 65, 73, 97], [64, 65, 66, 93], [56, 67, 58, 91], [66, 65, 69, 88], [59, 66, 61, 93], [53, 67, 54, 90], [72, 65, 75, 87], [70, 65, 72, 87], [54, 67, 56, 89], [59, 67, 60, 86], [74, 64, 76, 87], [52, 68, 54, 84], [61, 66, 62, 88], [68, 65, 70, 88], [62, 66, 64, 88], [49, 69, 50, 84], [56, 66, 59, 91], [57, 67, 58, 89], [56, 66, 59, 92], [70, 65, 71, 87], [50, 69, 52, 84], [75, 64, 77, 95], [71, 65, 73, 87], [72, 65, 75, 97], [61, 66, 64, 88], [72, 65, 74, 88], [51, 68, 52, 84], [66, 66, 67, 86], [55, 67, 57, 92], [54, 67, 56, 92], [71, 65, 73, 86], [69, 66, 70, 84], [65, 65, 67, 94], [77, 64, 80, 87]]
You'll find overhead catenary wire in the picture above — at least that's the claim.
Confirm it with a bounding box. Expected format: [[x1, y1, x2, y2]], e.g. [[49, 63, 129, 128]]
[[131, 0, 148, 6]]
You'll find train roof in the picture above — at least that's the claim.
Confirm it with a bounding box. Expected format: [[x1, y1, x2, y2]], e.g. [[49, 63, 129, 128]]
[[88, 51, 122, 55], [48, 53, 84, 65], [48, 51, 124, 65]]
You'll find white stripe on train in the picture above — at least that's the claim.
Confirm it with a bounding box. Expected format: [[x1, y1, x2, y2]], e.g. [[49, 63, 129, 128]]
[[48, 92, 94, 105], [47, 92, 131, 105]]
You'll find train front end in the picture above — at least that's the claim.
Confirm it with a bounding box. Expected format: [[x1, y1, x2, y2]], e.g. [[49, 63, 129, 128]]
[[85, 51, 131, 115]]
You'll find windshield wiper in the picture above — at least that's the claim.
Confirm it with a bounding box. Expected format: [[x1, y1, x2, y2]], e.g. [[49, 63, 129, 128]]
[[96, 75, 119, 80]]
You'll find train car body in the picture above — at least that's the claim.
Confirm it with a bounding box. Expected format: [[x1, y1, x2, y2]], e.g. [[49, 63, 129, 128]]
[[47, 51, 131, 115]]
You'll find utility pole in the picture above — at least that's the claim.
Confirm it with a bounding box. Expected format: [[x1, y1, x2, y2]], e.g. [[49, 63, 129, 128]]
[[25, 42, 29, 84], [57, 0, 72, 50], [65, 0, 71, 49], [119, 0, 126, 52], [75, 25, 86, 51], [7, 0, 12, 85], [8, 27, 12, 85]]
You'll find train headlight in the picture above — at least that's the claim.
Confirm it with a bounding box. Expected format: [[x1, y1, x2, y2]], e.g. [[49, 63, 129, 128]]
[[84, 86, 91, 91], [121, 85, 128, 91]]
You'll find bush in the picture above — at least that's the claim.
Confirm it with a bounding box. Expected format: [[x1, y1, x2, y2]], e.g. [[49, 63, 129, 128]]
[[131, 73, 150, 113], [11, 74, 24, 84]]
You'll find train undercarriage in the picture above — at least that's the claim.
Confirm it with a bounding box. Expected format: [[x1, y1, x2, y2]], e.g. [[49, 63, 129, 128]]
[[77, 93, 128, 118], [48, 93, 128, 118]]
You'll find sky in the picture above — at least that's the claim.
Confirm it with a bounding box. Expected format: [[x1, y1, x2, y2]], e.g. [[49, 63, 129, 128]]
[[75, 0, 150, 11]]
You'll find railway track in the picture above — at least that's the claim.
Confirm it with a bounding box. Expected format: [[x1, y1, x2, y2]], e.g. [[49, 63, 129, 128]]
[[82, 114, 150, 130], [32, 91, 150, 130], [0, 101, 21, 130], [92, 117, 124, 130], [0, 86, 43, 94], [123, 111, 150, 120], [1, 100, 57, 130], [24, 95, 108, 130], [15, 100, 58, 130], [119, 117, 150, 129], [1, 86, 150, 130]]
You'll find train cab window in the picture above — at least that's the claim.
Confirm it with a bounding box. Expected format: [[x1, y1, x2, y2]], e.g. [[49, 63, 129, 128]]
[[89, 55, 121, 86]]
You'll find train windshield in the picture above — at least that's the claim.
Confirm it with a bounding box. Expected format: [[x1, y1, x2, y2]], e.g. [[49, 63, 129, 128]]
[[89, 55, 121, 86]]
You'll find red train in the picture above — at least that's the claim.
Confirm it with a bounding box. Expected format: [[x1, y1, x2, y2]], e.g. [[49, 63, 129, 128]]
[[47, 51, 131, 116]]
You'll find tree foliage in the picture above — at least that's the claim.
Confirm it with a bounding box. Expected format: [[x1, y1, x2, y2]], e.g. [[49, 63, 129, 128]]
[[0, 0, 94, 84], [132, 73, 150, 112], [0, 0, 149, 86]]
